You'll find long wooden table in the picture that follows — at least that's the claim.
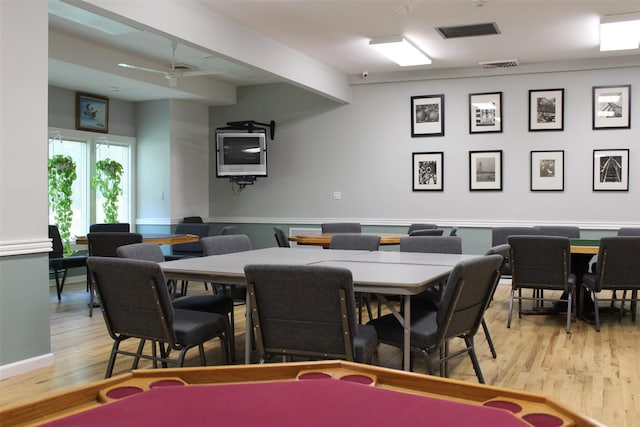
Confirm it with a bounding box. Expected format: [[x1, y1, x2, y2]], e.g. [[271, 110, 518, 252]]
[[75, 233, 200, 246], [0, 361, 603, 427], [160, 247, 462, 371], [288, 232, 406, 247]]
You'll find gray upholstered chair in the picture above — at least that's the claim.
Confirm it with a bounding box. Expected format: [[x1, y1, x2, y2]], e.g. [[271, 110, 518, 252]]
[[87, 257, 229, 378], [507, 235, 576, 333], [220, 226, 237, 235], [581, 237, 640, 331], [89, 223, 130, 232], [448, 227, 458, 236], [407, 223, 438, 234], [273, 226, 290, 248], [329, 234, 380, 251], [400, 236, 462, 254], [201, 234, 253, 304], [367, 255, 503, 383], [182, 216, 204, 223], [321, 222, 361, 233], [170, 223, 209, 259], [491, 226, 538, 277], [116, 243, 236, 360], [329, 234, 380, 321], [408, 229, 444, 237], [618, 228, 640, 236], [481, 244, 510, 358], [48, 225, 87, 301], [534, 226, 580, 238], [244, 264, 378, 364], [87, 232, 143, 316]]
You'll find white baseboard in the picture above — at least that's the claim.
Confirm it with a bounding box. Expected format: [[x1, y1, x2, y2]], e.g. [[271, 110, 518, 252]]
[[0, 353, 55, 380]]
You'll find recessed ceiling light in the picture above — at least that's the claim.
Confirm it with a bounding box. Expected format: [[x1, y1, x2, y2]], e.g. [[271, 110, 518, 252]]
[[600, 13, 640, 51], [369, 36, 431, 66]]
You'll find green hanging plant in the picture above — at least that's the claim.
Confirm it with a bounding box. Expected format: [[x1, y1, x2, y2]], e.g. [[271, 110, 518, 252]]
[[92, 158, 123, 223], [48, 154, 77, 255]]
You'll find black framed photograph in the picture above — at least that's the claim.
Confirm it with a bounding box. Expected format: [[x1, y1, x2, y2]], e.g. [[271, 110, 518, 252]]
[[529, 89, 564, 131], [412, 152, 444, 191], [531, 150, 564, 191], [411, 94, 444, 137], [592, 85, 631, 130], [593, 149, 629, 191], [76, 93, 109, 133], [469, 150, 502, 191], [469, 92, 502, 133]]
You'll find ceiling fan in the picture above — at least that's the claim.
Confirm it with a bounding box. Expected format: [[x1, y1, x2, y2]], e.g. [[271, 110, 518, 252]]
[[118, 41, 223, 87]]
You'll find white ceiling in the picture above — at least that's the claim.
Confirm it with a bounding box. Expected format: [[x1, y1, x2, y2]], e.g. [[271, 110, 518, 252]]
[[48, 0, 640, 105]]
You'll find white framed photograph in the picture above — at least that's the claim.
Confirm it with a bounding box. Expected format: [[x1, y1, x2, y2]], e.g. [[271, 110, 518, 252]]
[[411, 94, 444, 137], [531, 150, 564, 191], [469, 92, 502, 133], [592, 85, 631, 129], [593, 149, 629, 191], [529, 89, 564, 131], [412, 152, 443, 191], [469, 150, 502, 191]]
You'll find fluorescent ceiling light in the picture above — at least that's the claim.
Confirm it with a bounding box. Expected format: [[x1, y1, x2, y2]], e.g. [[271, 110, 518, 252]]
[[369, 36, 431, 66], [600, 13, 640, 51]]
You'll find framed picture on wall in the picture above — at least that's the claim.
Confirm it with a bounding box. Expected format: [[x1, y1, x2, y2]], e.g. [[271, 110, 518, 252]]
[[592, 85, 631, 130], [411, 94, 444, 137], [469, 92, 502, 133], [76, 93, 109, 133], [412, 152, 443, 191], [469, 150, 502, 191], [530, 150, 564, 191], [529, 89, 564, 131], [593, 149, 629, 191]]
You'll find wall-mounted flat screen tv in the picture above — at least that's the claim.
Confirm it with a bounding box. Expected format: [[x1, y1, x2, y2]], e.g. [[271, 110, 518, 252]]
[[216, 132, 267, 177]]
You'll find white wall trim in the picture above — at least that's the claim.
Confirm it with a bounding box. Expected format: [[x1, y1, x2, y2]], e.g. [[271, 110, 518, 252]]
[[0, 238, 51, 257], [208, 217, 637, 230], [0, 353, 54, 380]]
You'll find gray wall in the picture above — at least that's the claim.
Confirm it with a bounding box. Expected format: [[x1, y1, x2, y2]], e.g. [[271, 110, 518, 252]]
[[210, 67, 639, 231]]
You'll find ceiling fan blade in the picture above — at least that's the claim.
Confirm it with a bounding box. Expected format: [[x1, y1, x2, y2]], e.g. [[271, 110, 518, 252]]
[[118, 63, 167, 75], [181, 70, 227, 77]]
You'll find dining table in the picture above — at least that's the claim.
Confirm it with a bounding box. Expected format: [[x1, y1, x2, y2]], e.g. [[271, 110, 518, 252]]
[[288, 232, 406, 248], [75, 233, 200, 246], [159, 247, 473, 371]]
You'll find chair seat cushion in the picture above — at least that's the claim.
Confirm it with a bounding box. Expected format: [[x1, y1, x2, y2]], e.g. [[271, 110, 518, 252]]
[[172, 295, 234, 315], [49, 255, 88, 270], [173, 309, 227, 347], [368, 309, 438, 350], [353, 324, 377, 363], [582, 273, 599, 291]]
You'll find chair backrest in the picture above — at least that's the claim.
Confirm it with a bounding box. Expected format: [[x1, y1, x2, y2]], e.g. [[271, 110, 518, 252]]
[[87, 257, 176, 343], [408, 229, 444, 237], [407, 223, 438, 234], [400, 236, 462, 254], [172, 223, 209, 255], [116, 242, 165, 263], [507, 235, 571, 291], [329, 234, 380, 251], [89, 223, 130, 233], [220, 226, 237, 235], [182, 216, 203, 223], [273, 226, 290, 248], [434, 255, 503, 346], [321, 222, 361, 233], [87, 233, 143, 257], [201, 234, 252, 256], [244, 264, 358, 361], [534, 226, 580, 238], [484, 244, 510, 272], [449, 227, 458, 236], [491, 227, 537, 246], [48, 225, 64, 258], [617, 228, 640, 236], [592, 237, 640, 291]]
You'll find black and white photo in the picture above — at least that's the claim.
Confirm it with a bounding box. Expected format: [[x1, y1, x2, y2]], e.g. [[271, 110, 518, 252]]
[[469, 150, 502, 190], [411, 95, 444, 137], [413, 152, 443, 191], [593, 149, 629, 191], [469, 92, 502, 133], [529, 89, 564, 131], [531, 150, 564, 191], [592, 85, 631, 129]]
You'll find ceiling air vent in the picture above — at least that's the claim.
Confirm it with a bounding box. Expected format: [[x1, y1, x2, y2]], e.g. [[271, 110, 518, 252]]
[[436, 22, 500, 39], [478, 59, 520, 69]]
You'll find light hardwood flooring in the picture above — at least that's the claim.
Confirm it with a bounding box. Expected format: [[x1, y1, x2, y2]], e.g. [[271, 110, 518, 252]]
[[1, 280, 639, 426]]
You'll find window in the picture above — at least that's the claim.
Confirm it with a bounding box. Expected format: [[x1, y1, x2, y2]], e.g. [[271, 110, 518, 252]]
[[48, 128, 134, 237]]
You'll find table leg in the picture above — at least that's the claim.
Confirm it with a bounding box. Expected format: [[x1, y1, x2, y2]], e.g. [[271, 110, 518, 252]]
[[245, 294, 252, 364], [403, 296, 411, 371]]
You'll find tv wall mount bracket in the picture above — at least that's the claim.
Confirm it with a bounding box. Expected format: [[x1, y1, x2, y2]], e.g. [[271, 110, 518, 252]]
[[217, 120, 275, 140]]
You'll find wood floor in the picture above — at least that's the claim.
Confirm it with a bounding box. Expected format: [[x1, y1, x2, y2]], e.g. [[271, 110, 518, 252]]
[[1, 280, 638, 426]]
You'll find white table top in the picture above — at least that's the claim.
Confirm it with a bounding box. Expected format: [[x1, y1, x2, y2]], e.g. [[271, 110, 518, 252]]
[[336, 251, 480, 266]]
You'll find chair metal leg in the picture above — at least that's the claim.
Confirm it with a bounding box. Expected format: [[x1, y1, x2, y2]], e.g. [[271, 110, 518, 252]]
[[105, 341, 121, 378], [132, 339, 146, 369], [465, 336, 485, 384], [565, 289, 572, 334], [481, 318, 497, 358], [507, 288, 515, 328], [593, 291, 601, 332], [198, 343, 206, 365]]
